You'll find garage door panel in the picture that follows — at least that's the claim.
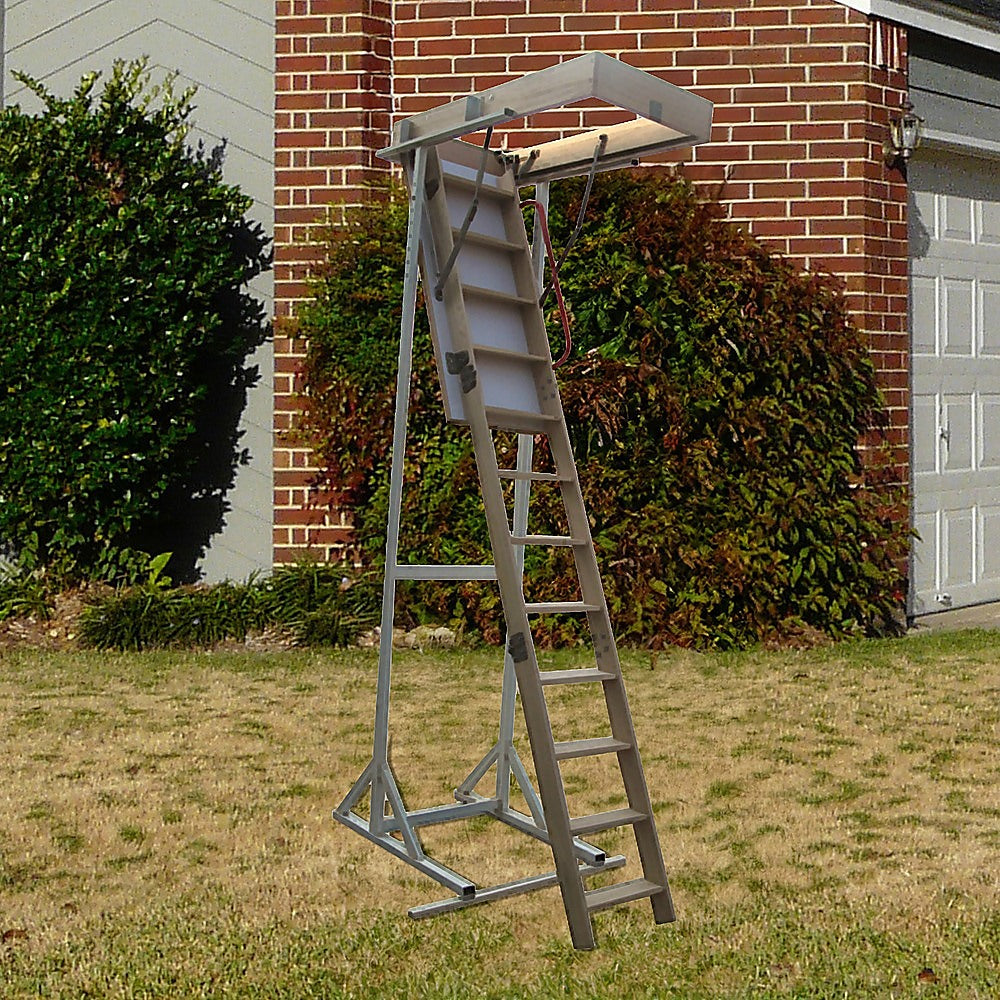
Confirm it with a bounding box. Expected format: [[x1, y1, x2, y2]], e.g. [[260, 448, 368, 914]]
[[911, 151, 1000, 613], [942, 394, 974, 470], [982, 282, 1000, 354], [943, 194, 974, 241], [980, 200, 1000, 245], [943, 278, 975, 353], [980, 395, 1000, 468], [912, 276, 938, 354], [911, 511, 937, 611], [914, 188, 937, 240], [942, 509, 975, 590], [912, 393, 938, 474], [982, 506, 1000, 581]]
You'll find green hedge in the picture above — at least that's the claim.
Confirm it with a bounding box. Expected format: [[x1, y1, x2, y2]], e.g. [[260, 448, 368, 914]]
[[296, 172, 909, 649], [0, 59, 270, 584], [77, 562, 380, 651]]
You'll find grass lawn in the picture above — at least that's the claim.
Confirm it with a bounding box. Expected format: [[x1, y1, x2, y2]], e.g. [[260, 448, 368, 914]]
[[1, 630, 998, 998]]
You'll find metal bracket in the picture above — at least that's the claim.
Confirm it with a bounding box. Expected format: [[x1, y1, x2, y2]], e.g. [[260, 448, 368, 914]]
[[446, 350, 477, 393], [508, 631, 529, 663], [445, 350, 470, 374]]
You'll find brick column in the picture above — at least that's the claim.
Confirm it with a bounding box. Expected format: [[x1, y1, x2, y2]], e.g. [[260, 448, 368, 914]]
[[275, 0, 912, 565], [273, 0, 393, 563]]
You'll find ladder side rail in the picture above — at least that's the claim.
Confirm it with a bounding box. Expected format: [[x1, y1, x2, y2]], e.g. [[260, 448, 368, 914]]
[[494, 180, 550, 810], [492, 183, 676, 923], [370, 145, 430, 835], [420, 150, 596, 950], [544, 419, 676, 923]]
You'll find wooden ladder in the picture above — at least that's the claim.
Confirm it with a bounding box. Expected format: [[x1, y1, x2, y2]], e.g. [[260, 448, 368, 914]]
[[411, 139, 675, 950]]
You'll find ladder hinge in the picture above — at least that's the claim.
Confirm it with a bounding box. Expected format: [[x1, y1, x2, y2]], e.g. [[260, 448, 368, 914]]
[[446, 351, 477, 393], [508, 631, 529, 663], [445, 350, 469, 374]]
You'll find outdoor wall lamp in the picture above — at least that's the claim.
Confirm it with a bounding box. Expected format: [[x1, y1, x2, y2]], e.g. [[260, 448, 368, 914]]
[[883, 102, 924, 168]]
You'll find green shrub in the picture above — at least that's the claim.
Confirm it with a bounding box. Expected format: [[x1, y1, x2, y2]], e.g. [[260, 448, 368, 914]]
[[0, 59, 270, 585], [77, 563, 380, 651], [296, 173, 909, 649]]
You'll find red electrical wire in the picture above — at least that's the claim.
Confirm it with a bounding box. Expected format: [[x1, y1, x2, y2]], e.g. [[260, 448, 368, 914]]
[[521, 199, 572, 368]]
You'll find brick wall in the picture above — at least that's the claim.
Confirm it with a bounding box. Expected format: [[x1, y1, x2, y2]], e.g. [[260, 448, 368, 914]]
[[273, 0, 393, 562], [274, 0, 911, 564]]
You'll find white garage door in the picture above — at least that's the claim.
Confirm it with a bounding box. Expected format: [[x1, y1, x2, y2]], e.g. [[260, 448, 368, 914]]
[[910, 150, 1000, 615]]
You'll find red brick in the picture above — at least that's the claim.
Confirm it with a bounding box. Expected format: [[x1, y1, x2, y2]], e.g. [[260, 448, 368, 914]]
[[751, 65, 806, 84], [419, 1, 473, 15], [809, 25, 864, 44], [677, 11, 732, 28], [508, 15, 564, 31], [751, 26, 808, 45], [734, 85, 790, 103], [527, 0, 578, 11], [476, 33, 530, 53], [567, 14, 616, 29], [508, 53, 564, 71], [695, 28, 752, 47], [477, 0, 528, 12], [753, 179, 807, 198], [730, 124, 788, 142], [453, 16, 507, 34], [695, 67, 752, 85], [676, 47, 730, 67], [584, 33, 639, 49], [742, 218, 807, 238], [752, 103, 807, 122], [528, 32, 583, 51], [791, 198, 846, 216], [728, 162, 786, 181]]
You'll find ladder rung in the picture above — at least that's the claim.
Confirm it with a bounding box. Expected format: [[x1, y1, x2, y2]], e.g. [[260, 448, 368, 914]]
[[453, 228, 521, 253], [510, 534, 584, 547], [553, 737, 631, 761], [441, 171, 510, 199], [585, 878, 665, 913], [461, 283, 536, 307], [394, 563, 497, 581], [498, 469, 568, 483], [524, 601, 600, 615], [472, 344, 548, 364], [538, 668, 615, 686], [570, 808, 646, 836], [484, 406, 558, 433]]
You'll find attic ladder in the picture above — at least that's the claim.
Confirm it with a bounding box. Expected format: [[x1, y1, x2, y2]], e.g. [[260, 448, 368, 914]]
[[332, 53, 712, 951]]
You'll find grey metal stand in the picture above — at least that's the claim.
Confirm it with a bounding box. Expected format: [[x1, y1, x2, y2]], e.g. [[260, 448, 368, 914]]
[[332, 53, 713, 950]]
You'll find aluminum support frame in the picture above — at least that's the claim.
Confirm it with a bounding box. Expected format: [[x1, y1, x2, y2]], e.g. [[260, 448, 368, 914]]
[[330, 166, 613, 905]]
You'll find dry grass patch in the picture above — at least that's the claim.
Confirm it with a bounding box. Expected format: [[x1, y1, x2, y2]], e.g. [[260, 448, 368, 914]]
[[1, 632, 998, 998]]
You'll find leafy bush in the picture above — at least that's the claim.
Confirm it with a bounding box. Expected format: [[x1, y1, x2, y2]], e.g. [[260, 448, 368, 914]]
[[78, 562, 380, 651], [296, 172, 909, 649], [0, 59, 270, 585]]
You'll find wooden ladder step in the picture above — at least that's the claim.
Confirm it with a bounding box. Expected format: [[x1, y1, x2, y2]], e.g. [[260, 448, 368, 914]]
[[461, 283, 536, 307], [538, 668, 615, 686], [570, 808, 647, 836], [553, 736, 631, 761], [524, 601, 600, 615], [585, 878, 665, 914], [453, 228, 521, 253], [510, 534, 585, 547]]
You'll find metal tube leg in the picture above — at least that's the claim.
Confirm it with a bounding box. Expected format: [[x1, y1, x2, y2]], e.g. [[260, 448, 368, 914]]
[[370, 145, 429, 826]]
